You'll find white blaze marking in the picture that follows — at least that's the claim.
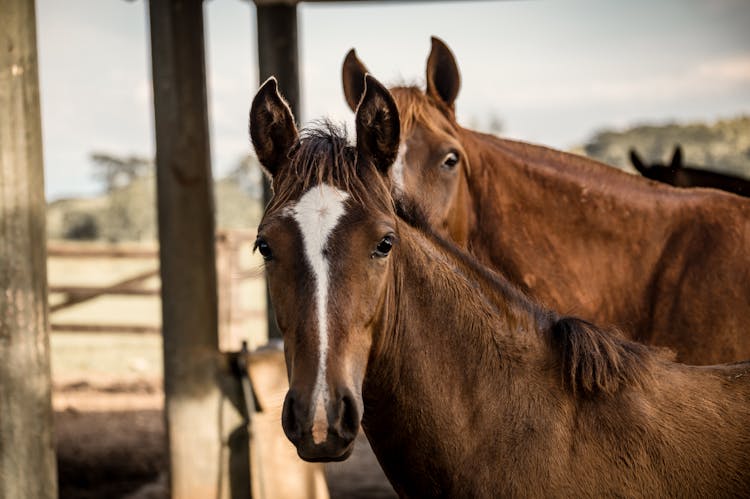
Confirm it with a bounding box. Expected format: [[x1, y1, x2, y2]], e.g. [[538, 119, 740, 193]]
[[391, 143, 408, 192], [289, 184, 349, 444]]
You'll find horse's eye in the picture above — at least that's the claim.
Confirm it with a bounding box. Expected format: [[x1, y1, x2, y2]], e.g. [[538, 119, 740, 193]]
[[372, 235, 394, 258], [254, 238, 273, 261], [441, 151, 459, 169]]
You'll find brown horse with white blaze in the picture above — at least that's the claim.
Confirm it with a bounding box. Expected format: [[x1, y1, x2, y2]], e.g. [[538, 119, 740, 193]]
[[250, 75, 750, 497], [342, 38, 750, 365]]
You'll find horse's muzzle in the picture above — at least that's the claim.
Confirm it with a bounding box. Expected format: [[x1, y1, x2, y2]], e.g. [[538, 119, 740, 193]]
[[281, 387, 360, 462]]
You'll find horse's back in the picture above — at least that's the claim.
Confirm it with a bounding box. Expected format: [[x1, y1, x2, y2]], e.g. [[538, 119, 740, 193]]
[[466, 131, 750, 362]]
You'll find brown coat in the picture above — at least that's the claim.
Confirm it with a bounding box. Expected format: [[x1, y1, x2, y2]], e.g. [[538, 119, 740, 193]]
[[342, 39, 750, 364]]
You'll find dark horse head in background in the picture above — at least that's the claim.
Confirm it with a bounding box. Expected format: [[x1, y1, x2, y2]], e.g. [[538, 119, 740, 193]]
[[630, 145, 750, 197]]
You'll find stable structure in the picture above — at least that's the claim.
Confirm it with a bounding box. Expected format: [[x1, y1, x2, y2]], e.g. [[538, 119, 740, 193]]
[[256, 2, 300, 341], [148, 2, 246, 497], [148, 2, 309, 496], [0, 1, 57, 497]]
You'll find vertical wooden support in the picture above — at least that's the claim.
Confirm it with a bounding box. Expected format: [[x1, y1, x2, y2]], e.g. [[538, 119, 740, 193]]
[[148, 1, 245, 497], [216, 231, 239, 351], [255, 1, 300, 340], [217, 232, 231, 350], [0, 1, 58, 497], [226, 235, 242, 349]]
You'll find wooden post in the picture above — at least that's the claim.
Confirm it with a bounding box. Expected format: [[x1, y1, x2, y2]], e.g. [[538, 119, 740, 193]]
[[0, 0, 58, 497], [148, 1, 244, 497], [255, 1, 301, 340], [216, 231, 237, 351]]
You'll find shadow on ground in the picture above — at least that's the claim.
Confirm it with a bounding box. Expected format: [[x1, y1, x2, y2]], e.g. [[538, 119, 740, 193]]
[[56, 409, 396, 499]]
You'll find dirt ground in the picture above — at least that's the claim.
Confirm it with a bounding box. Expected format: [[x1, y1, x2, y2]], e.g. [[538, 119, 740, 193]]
[[54, 384, 397, 499]]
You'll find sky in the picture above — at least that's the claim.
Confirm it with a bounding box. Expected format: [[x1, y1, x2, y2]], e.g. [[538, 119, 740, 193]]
[[35, 0, 750, 201]]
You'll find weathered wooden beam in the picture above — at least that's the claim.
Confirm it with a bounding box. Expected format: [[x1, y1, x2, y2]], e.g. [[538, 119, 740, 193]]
[[46, 243, 158, 258], [50, 324, 161, 334], [148, 1, 245, 497], [49, 268, 159, 313], [49, 286, 160, 297], [255, 2, 300, 340], [0, 0, 58, 497]]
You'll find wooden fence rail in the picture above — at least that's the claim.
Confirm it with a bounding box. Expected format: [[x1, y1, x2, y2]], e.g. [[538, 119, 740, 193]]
[[48, 244, 158, 258], [48, 230, 265, 349]]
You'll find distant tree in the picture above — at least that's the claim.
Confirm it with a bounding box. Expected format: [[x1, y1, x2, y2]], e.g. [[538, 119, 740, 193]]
[[62, 212, 99, 240], [466, 113, 504, 136], [580, 115, 750, 179], [487, 113, 504, 135], [225, 154, 264, 200], [90, 152, 153, 193]]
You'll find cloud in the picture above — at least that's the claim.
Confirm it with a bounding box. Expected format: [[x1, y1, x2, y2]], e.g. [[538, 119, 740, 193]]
[[480, 54, 750, 111], [696, 55, 750, 82]]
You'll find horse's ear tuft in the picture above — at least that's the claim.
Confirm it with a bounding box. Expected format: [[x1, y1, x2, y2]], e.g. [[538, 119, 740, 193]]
[[629, 149, 648, 173], [670, 145, 683, 169], [249, 77, 299, 179], [356, 74, 401, 176], [342, 49, 370, 112], [426, 36, 461, 111]]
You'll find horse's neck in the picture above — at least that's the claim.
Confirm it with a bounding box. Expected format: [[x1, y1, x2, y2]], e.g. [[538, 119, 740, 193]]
[[457, 130, 688, 328], [363, 224, 552, 493]]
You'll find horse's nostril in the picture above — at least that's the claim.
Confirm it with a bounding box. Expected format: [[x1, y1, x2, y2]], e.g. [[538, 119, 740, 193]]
[[281, 390, 302, 445], [338, 391, 360, 440]]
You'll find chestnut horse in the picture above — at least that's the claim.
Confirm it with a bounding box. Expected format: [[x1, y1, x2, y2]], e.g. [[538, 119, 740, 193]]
[[249, 76, 750, 497], [630, 145, 750, 198], [341, 38, 750, 365]]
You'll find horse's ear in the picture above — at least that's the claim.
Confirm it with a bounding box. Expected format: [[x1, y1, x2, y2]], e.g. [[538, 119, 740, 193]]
[[356, 74, 401, 175], [670, 145, 683, 169], [249, 77, 299, 179], [342, 49, 370, 112], [629, 149, 648, 173], [426, 36, 461, 111]]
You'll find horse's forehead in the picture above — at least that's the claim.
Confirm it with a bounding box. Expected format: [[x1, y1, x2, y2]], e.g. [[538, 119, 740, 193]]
[[284, 183, 351, 242], [392, 92, 456, 139], [283, 183, 349, 222]]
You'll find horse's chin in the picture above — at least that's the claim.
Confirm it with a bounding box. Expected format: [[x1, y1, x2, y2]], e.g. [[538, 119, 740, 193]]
[[297, 442, 355, 463]]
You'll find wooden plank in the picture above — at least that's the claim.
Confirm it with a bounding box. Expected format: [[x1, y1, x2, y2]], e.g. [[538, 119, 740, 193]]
[[47, 244, 158, 258], [49, 285, 160, 296], [232, 268, 265, 281], [230, 310, 267, 321], [217, 231, 234, 350], [49, 268, 158, 313], [256, 3, 300, 341], [46, 233, 250, 259], [216, 228, 256, 243], [51, 324, 161, 334], [0, 0, 58, 496], [148, 1, 245, 497]]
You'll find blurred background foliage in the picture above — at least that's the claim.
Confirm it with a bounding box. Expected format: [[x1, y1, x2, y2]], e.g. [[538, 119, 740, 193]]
[[48, 113, 749, 243], [576, 115, 750, 176]]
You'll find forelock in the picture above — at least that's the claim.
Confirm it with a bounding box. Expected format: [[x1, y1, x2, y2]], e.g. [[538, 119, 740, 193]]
[[267, 120, 394, 217]]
